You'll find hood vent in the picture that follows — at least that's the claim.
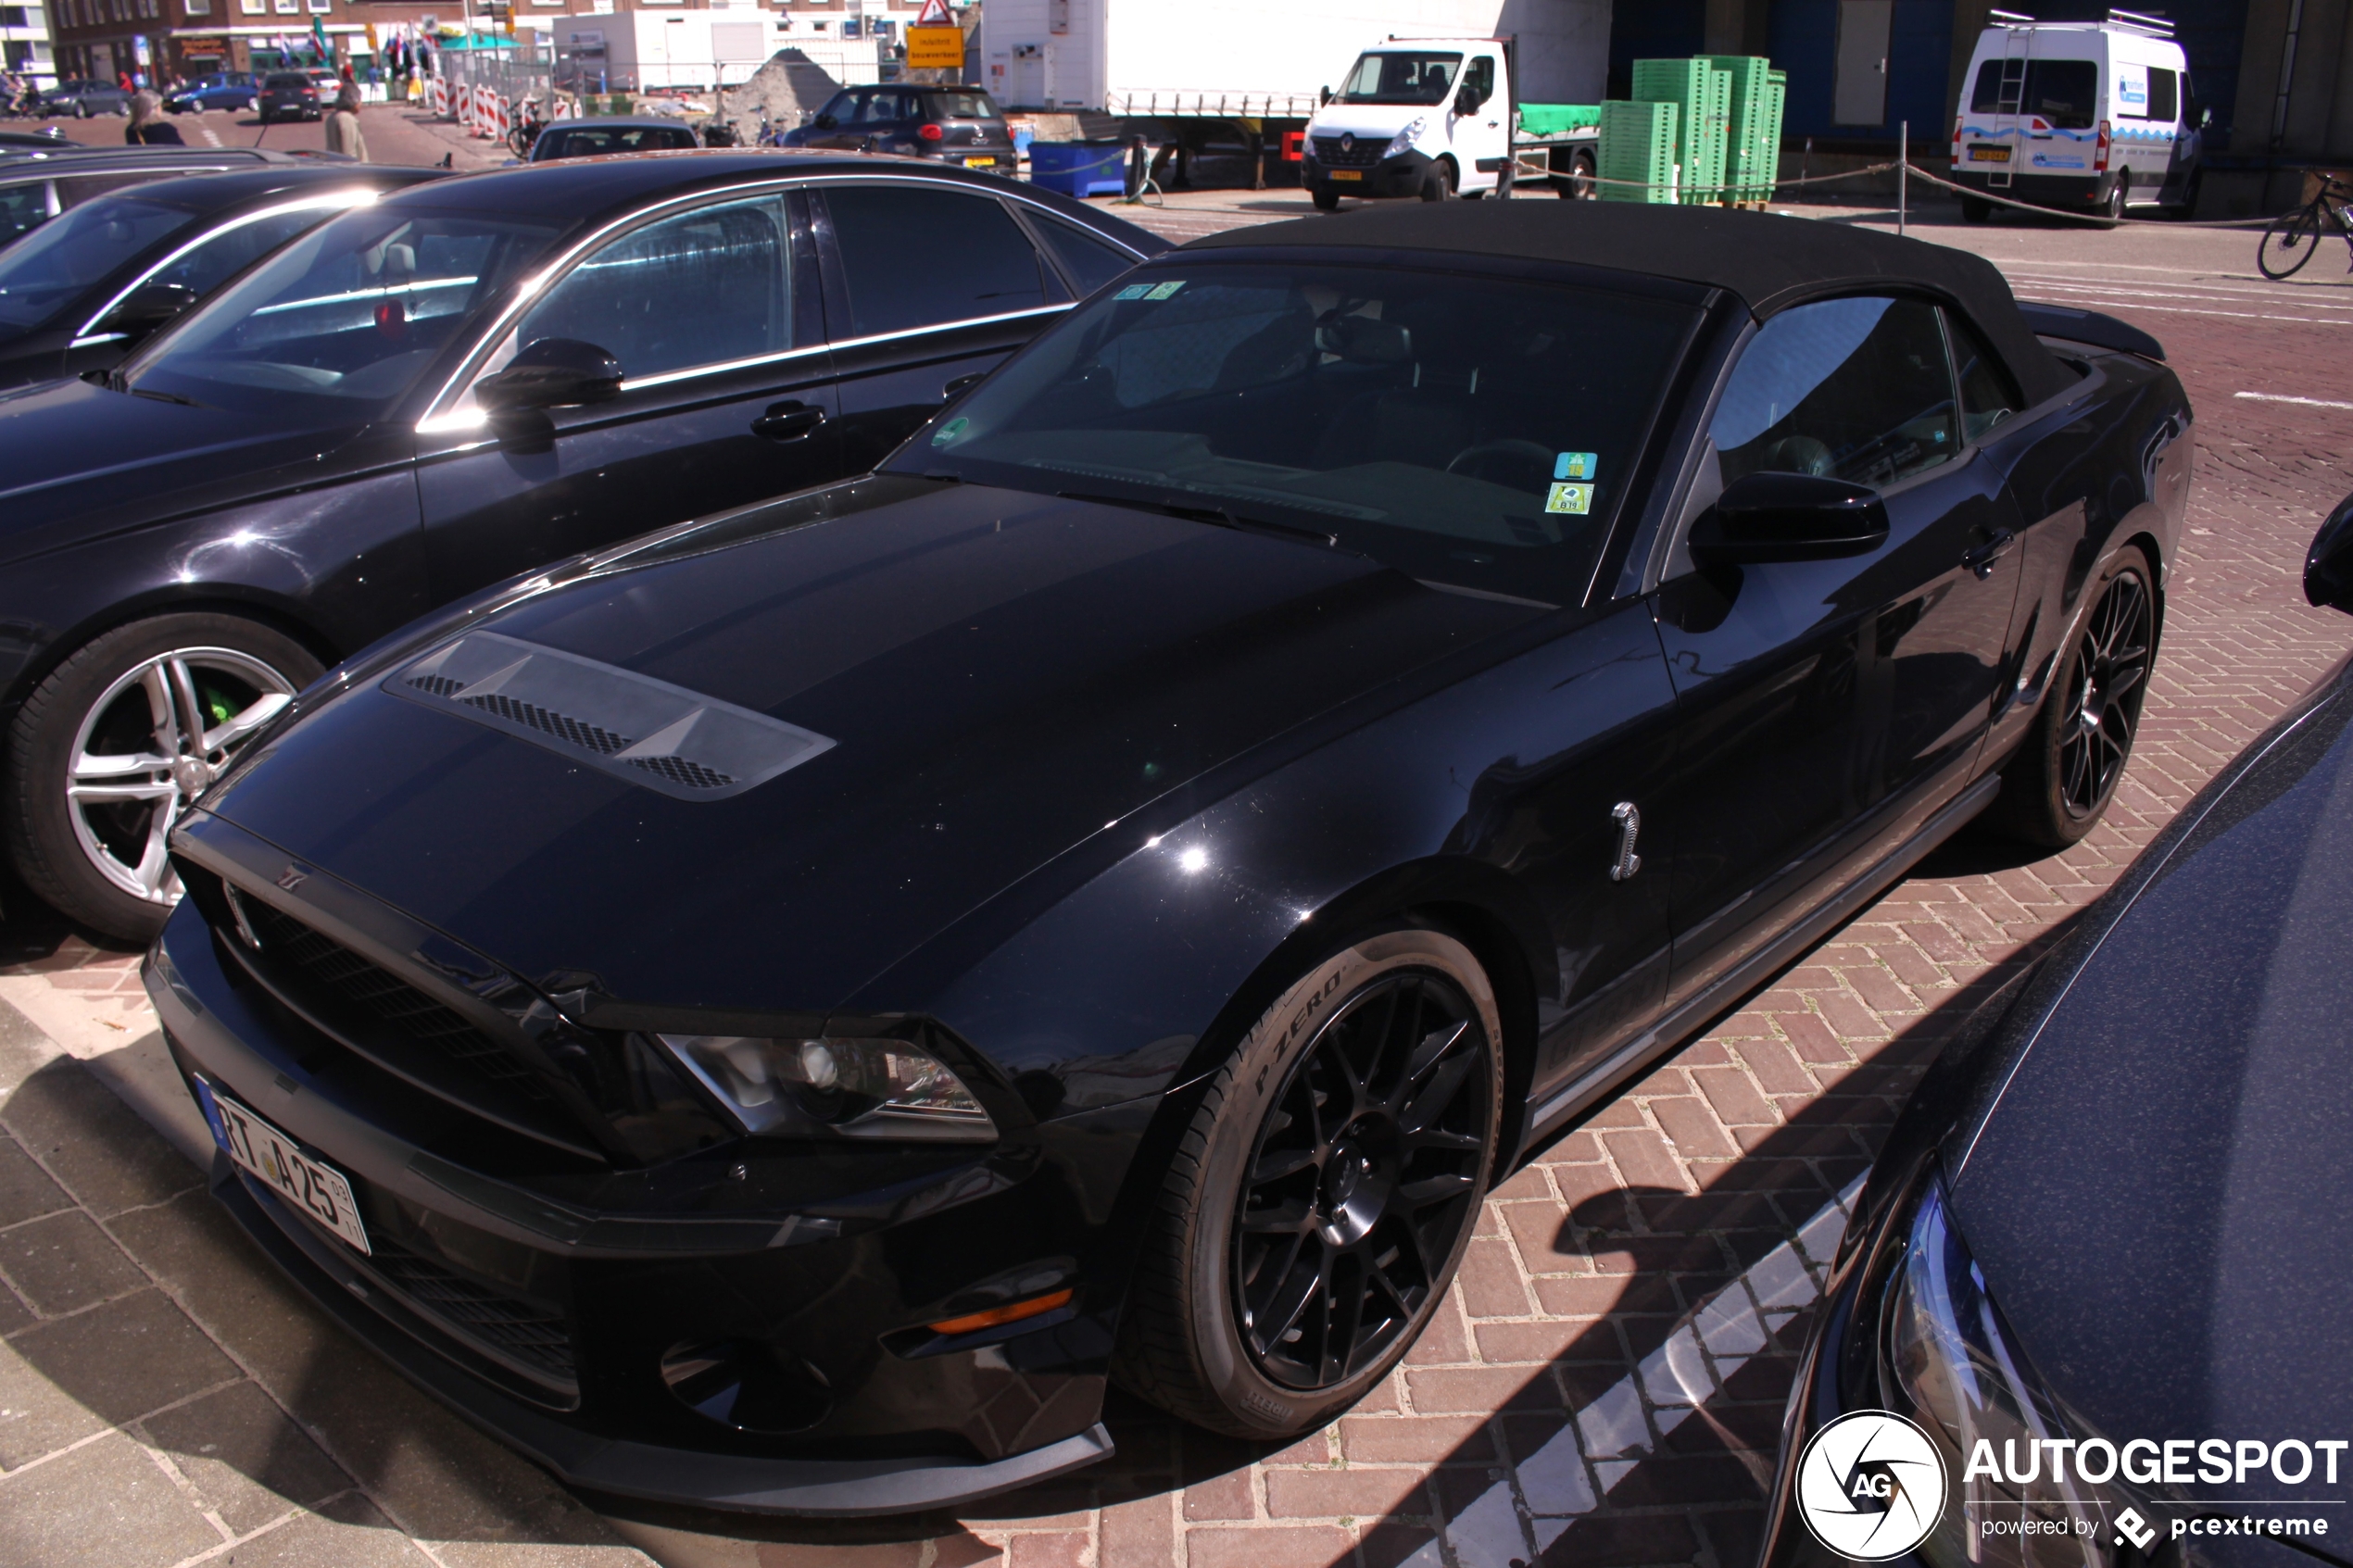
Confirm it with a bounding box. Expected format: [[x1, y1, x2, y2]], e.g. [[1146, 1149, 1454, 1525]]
[[387, 632, 834, 802]]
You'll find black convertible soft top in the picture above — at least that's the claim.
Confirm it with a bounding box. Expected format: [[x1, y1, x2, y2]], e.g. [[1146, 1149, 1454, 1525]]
[[1182, 201, 2075, 408]]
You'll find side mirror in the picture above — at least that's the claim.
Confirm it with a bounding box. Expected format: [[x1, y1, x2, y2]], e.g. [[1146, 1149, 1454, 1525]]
[[2304, 492, 2353, 613], [101, 282, 198, 340], [1688, 470, 1890, 567], [475, 337, 623, 414], [1319, 85, 1332, 107]]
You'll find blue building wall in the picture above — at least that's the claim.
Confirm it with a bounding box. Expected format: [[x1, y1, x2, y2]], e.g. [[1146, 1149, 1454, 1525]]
[[1768, 0, 1957, 142]]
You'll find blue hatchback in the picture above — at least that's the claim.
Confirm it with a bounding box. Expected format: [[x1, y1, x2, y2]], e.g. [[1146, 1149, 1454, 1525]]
[[166, 74, 257, 114]]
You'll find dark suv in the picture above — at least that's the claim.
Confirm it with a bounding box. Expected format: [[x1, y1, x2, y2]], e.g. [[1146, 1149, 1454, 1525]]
[[258, 73, 322, 124], [784, 87, 1014, 170]]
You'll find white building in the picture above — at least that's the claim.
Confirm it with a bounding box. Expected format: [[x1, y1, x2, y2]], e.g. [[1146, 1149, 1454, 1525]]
[[2, 0, 57, 91]]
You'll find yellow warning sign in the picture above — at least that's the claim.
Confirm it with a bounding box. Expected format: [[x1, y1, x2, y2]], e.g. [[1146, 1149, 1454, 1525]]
[[906, 24, 964, 68]]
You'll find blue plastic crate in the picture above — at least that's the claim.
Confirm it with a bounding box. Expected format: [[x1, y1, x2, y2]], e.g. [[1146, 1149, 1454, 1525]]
[[1029, 140, 1126, 198]]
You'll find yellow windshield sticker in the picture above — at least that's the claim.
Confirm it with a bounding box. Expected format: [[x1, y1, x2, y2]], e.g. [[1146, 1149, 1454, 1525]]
[[1545, 482, 1593, 515]]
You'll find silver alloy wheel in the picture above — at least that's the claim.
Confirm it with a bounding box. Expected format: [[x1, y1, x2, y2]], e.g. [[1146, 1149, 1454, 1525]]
[[64, 647, 294, 907]]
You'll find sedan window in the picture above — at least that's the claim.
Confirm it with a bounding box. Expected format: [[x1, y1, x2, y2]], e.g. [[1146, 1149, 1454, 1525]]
[[824, 185, 1047, 337], [902, 262, 1700, 606], [510, 195, 790, 383], [0, 194, 195, 339], [125, 207, 560, 425], [1711, 296, 1957, 490], [1945, 309, 2022, 443], [139, 206, 327, 306], [1028, 210, 1136, 296]]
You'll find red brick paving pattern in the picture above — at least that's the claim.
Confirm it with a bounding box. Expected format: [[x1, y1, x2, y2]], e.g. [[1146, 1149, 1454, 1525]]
[[4, 211, 2347, 1565]]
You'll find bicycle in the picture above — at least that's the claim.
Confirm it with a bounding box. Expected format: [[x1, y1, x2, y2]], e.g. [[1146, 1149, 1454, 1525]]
[[2257, 169, 2353, 280]]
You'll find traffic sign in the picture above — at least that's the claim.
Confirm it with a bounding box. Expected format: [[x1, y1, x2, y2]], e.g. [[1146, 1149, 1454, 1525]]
[[913, 0, 952, 22]]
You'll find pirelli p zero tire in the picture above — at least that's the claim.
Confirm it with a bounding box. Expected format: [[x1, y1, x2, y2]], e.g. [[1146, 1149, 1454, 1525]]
[[5, 613, 319, 942], [1990, 546, 2156, 849], [1115, 926, 1504, 1439]]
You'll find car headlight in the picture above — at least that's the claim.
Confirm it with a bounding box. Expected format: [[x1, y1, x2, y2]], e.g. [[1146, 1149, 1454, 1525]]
[[1383, 119, 1426, 159], [657, 1030, 996, 1142], [1875, 1171, 2131, 1564]]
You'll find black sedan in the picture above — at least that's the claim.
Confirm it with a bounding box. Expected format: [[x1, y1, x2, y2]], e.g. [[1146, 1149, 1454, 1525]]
[[526, 117, 702, 161], [0, 145, 325, 246], [0, 151, 1162, 940], [784, 85, 1016, 171], [257, 72, 323, 125], [0, 164, 440, 391], [142, 203, 2188, 1515], [1758, 492, 2353, 1568]]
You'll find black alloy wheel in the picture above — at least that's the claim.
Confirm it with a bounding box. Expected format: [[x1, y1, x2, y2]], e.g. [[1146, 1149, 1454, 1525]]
[[2055, 561, 2153, 820], [1991, 546, 2156, 847], [1233, 970, 1491, 1389], [1116, 927, 1503, 1438]]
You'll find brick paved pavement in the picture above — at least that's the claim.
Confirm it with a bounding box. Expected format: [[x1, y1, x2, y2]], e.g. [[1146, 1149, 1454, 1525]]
[[1, 197, 2347, 1567]]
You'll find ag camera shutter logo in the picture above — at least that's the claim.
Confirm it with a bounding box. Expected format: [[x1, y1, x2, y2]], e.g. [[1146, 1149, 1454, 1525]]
[[1796, 1411, 1949, 1561]]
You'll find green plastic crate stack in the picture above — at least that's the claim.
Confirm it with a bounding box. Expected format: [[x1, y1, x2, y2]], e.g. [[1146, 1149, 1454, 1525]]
[[1761, 70, 1787, 202], [1702, 55, 1775, 203], [1596, 98, 1677, 203], [1631, 56, 1729, 205]]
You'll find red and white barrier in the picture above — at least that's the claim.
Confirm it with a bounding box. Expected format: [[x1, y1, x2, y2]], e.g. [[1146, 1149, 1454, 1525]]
[[428, 76, 447, 118]]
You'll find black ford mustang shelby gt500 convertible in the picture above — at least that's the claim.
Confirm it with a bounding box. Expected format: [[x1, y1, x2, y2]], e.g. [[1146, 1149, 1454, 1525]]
[[144, 203, 2188, 1515]]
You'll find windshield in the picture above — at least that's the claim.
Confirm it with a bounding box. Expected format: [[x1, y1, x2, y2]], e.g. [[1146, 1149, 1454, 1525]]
[[124, 207, 560, 425], [897, 264, 1699, 606], [1338, 52, 1462, 106], [0, 194, 195, 339]]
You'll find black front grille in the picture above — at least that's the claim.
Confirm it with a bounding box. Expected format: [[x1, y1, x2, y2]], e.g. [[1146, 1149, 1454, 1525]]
[[235, 897, 552, 1103], [1313, 135, 1382, 168], [364, 1236, 577, 1386]]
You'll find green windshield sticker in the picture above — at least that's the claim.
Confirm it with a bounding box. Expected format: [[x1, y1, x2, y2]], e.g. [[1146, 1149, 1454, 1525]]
[[1113, 283, 1152, 300], [1554, 451, 1597, 481], [1545, 482, 1593, 515], [1144, 280, 1186, 300], [931, 416, 970, 446]]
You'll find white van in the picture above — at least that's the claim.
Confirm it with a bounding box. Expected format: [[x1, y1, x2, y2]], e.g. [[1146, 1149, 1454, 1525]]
[[1301, 37, 1513, 208], [1951, 11, 2206, 225]]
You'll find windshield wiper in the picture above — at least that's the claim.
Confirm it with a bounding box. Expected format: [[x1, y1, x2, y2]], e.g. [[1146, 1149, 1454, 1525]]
[[1057, 490, 1343, 551], [126, 384, 201, 408]]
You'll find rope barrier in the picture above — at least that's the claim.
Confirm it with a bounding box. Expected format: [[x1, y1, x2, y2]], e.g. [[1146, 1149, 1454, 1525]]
[[1896, 160, 2286, 230]]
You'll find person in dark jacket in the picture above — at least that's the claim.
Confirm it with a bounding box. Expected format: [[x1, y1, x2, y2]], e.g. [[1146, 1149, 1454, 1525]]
[[126, 91, 185, 144]]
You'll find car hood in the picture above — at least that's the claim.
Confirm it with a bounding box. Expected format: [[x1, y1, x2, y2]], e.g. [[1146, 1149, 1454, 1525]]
[[0, 375, 381, 564], [1947, 679, 2353, 1492], [198, 480, 1539, 1017], [1307, 107, 1433, 142]]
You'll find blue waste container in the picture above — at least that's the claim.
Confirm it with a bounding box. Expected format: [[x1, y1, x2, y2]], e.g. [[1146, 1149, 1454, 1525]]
[[1028, 140, 1127, 198]]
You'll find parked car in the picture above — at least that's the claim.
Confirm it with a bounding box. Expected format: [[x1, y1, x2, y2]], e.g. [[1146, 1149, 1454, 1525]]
[[257, 72, 322, 124], [1758, 492, 2353, 1568], [0, 145, 323, 247], [166, 74, 260, 115], [40, 79, 132, 119], [140, 202, 2187, 1516], [525, 117, 701, 161], [0, 128, 81, 152], [783, 85, 1016, 171], [0, 164, 441, 391], [0, 151, 1163, 938]]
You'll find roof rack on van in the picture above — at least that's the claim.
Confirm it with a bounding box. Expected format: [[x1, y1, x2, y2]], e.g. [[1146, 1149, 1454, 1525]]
[[1987, 8, 2036, 22], [1984, 6, 2174, 35], [2107, 9, 2175, 36]]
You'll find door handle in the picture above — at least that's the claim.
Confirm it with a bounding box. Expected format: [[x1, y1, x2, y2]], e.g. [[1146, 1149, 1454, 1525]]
[[942, 371, 985, 400], [1608, 801, 1642, 883], [752, 401, 826, 443], [1961, 528, 2018, 580]]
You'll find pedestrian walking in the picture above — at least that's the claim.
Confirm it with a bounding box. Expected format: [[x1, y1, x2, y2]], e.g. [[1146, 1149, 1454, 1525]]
[[323, 82, 367, 159], [126, 91, 184, 144]]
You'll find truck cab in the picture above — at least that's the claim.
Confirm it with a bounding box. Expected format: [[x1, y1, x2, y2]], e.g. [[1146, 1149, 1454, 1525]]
[[1302, 38, 1512, 209], [1951, 14, 2203, 224]]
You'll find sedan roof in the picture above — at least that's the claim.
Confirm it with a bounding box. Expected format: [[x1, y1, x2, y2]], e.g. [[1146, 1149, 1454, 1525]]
[[87, 163, 443, 214], [1185, 201, 2074, 407]]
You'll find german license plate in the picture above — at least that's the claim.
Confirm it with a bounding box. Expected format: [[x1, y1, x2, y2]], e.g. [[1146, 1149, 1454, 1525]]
[[1330, 169, 1362, 181], [1969, 145, 2011, 162], [963, 156, 997, 167], [200, 1082, 371, 1254]]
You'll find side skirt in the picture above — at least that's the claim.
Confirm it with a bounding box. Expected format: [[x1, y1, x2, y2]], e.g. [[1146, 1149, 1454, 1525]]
[[1519, 772, 2003, 1153]]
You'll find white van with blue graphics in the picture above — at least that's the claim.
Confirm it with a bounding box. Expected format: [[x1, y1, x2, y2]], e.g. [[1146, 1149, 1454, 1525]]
[[1950, 11, 2205, 226]]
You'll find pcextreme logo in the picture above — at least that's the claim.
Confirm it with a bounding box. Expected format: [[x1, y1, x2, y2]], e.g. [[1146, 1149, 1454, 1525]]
[[1795, 1411, 1950, 1561]]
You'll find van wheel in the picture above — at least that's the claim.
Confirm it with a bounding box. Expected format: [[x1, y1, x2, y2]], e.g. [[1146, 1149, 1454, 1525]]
[[1960, 194, 1992, 222], [1563, 149, 1596, 199], [1420, 161, 1454, 201], [1312, 187, 1340, 212], [2095, 176, 2127, 230]]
